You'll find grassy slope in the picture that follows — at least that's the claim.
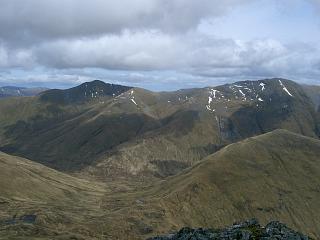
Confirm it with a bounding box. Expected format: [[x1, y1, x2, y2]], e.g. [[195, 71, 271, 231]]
[[0, 151, 105, 202], [145, 129, 320, 238], [0, 91, 163, 171], [1, 130, 320, 239], [0, 151, 111, 240]]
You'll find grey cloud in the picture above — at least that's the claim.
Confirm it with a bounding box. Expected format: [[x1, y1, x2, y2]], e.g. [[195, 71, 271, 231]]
[[0, 44, 35, 68], [0, 0, 320, 88], [0, 71, 93, 88], [3, 30, 319, 86], [33, 32, 289, 72], [34, 31, 186, 70], [0, 0, 250, 46]]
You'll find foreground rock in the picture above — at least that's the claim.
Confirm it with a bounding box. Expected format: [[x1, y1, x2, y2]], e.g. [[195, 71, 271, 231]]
[[148, 219, 312, 240]]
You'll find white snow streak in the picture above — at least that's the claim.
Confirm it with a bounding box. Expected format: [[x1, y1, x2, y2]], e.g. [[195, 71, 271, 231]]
[[259, 83, 266, 91], [278, 80, 293, 97]]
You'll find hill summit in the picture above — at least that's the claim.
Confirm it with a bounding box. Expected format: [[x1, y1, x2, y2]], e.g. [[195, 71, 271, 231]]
[[39, 80, 132, 104]]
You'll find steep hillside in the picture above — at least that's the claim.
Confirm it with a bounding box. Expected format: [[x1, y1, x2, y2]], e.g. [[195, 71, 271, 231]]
[[84, 78, 320, 179], [0, 78, 319, 177], [0, 151, 110, 240], [0, 151, 105, 202], [139, 130, 320, 238], [0, 81, 162, 170], [1, 130, 320, 239]]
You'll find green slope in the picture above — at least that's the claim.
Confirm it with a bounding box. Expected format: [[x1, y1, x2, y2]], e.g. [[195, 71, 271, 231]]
[[1, 130, 320, 239], [0, 151, 105, 202], [142, 129, 320, 238]]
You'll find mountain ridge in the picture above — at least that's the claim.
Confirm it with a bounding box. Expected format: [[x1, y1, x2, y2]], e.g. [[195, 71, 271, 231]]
[[0, 78, 319, 179], [137, 129, 320, 239], [39, 80, 133, 104]]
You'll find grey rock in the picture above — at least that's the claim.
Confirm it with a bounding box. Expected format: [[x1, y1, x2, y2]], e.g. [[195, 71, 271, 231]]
[[147, 219, 312, 240]]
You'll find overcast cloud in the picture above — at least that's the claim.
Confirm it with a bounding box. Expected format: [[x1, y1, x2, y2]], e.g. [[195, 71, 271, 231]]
[[0, 0, 319, 90], [0, 0, 250, 43]]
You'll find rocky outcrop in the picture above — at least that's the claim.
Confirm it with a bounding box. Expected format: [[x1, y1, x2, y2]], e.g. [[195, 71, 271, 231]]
[[148, 219, 312, 240]]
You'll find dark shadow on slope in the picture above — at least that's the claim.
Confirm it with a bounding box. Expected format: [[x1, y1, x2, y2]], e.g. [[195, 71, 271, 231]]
[[1, 111, 162, 171], [150, 160, 191, 178]]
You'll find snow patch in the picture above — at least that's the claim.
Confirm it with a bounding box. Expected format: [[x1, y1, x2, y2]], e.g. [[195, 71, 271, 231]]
[[212, 89, 218, 98], [239, 89, 246, 97], [259, 83, 266, 91], [278, 80, 293, 97], [206, 105, 215, 112], [131, 98, 137, 105]]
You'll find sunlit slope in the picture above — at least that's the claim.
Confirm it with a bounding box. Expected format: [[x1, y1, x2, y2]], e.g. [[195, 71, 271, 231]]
[[1, 130, 320, 239], [146, 130, 320, 238], [0, 151, 104, 202]]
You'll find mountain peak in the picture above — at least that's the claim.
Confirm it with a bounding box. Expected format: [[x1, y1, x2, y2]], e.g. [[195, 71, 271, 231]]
[[79, 79, 111, 88], [203, 77, 301, 110], [39, 80, 132, 104]]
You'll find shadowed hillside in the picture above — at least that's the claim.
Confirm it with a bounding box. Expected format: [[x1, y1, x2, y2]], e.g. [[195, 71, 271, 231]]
[[0, 79, 319, 179], [82, 79, 320, 179]]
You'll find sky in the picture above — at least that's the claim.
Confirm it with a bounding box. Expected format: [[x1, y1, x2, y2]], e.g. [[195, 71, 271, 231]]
[[0, 0, 320, 91]]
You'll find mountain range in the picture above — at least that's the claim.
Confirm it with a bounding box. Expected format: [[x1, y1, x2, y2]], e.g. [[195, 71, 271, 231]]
[[0, 78, 320, 239], [0, 79, 319, 177], [0, 86, 48, 98]]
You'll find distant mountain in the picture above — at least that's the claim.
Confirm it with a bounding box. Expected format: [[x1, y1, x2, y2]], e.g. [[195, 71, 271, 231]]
[[0, 86, 48, 98], [0, 78, 319, 176], [39, 80, 132, 104], [84, 78, 320, 179]]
